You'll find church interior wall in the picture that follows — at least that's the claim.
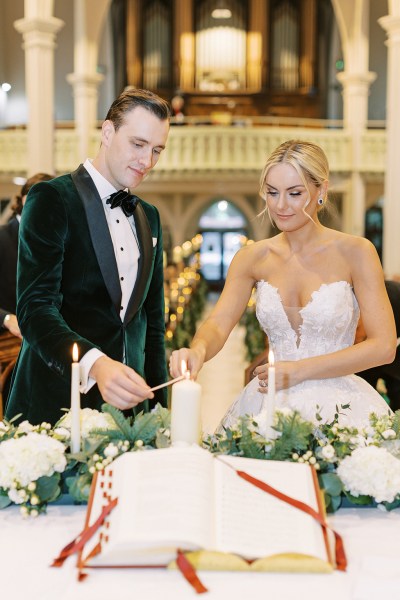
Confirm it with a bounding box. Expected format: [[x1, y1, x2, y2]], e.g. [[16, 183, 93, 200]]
[[0, 0, 390, 126], [369, 0, 388, 121], [0, 0, 396, 261]]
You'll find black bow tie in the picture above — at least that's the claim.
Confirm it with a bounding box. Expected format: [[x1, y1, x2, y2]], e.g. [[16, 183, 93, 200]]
[[106, 190, 139, 217]]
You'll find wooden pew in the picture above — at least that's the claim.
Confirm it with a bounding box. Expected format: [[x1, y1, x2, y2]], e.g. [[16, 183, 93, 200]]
[[0, 331, 21, 420]]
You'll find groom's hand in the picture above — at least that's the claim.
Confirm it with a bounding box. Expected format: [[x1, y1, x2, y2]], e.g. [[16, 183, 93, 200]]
[[90, 356, 154, 409]]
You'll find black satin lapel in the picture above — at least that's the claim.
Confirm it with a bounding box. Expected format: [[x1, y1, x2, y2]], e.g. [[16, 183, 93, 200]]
[[124, 203, 153, 324], [71, 165, 121, 313]]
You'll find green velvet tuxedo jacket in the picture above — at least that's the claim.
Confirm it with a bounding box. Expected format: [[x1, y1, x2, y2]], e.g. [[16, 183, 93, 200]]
[[6, 165, 167, 425]]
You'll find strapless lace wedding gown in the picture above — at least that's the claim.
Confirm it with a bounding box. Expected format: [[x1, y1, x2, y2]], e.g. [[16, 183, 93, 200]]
[[219, 280, 391, 430]]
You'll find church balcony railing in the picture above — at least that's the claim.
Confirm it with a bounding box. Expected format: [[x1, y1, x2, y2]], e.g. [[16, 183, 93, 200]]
[[0, 119, 387, 177]]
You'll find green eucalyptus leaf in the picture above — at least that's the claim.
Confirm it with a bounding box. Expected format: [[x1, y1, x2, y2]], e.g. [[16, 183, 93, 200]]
[[382, 497, 400, 511], [67, 472, 93, 503], [329, 494, 343, 512], [319, 472, 343, 497], [0, 493, 12, 509], [35, 473, 61, 502], [344, 491, 373, 506]]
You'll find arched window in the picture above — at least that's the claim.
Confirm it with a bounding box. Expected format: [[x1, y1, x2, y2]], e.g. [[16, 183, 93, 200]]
[[198, 199, 247, 229], [198, 200, 247, 285]]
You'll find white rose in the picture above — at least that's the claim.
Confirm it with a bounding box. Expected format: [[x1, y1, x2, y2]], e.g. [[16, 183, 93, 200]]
[[321, 444, 335, 460], [382, 429, 396, 440]]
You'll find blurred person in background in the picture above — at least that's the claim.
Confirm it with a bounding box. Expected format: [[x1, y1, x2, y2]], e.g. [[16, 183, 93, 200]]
[[0, 173, 53, 339]]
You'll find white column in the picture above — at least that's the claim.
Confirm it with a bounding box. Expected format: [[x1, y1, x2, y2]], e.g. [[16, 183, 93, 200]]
[[336, 71, 377, 131], [332, 0, 375, 237], [337, 71, 376, 236], [379, 14, 400, 277], [14, 1, 64, 175], [67, 0, 110, 162], [66, 72, 104, 162]]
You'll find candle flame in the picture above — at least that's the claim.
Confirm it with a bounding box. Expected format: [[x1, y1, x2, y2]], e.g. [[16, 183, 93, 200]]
[[268, 349, 275, 366], [72, 343, 79, 363]]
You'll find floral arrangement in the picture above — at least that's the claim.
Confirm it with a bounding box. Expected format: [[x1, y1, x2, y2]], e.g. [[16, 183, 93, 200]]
[[1, 404, 400, 517]]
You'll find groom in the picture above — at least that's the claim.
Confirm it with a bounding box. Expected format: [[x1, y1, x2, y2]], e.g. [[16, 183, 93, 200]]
[[6, 88, 171, 425]]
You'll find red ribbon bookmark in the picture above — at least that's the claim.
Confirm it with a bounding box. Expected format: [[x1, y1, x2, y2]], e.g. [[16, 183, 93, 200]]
[[51, 497, 118, 568], [236, 469, 347, 572], [176, 549, 208, 594]]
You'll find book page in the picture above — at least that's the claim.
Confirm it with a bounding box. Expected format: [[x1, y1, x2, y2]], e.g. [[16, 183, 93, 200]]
[[213, 456, 327, 562], [91, 446, 215, 564]]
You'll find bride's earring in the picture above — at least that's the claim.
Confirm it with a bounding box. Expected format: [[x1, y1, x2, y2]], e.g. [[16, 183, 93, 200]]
[[317, 196, 324, 206]]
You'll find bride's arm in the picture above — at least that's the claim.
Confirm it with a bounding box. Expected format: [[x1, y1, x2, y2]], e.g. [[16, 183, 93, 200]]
[[270, 238, 397, 390], [169, 246, 256, 378]]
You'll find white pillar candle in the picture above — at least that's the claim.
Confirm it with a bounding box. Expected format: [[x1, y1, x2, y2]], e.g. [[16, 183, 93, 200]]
[[265, 349, 277, 438], [171, 361, 202, 445], [70, 343, 81, 453]]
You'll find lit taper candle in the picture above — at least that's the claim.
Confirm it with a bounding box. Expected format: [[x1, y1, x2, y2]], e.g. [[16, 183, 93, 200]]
[[70, 343, 81, 453]]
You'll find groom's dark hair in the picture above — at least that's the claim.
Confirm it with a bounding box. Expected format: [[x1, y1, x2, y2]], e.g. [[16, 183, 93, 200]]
[[105, 88, 171, 131]]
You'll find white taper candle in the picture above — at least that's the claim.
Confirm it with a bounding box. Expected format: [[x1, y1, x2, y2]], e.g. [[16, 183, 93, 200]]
[[171, 360, 202, 445], [70, 343, 81, 453]]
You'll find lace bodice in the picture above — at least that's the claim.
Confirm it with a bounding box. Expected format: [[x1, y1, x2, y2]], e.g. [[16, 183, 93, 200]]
[[256, 280, 360, 361], [218, 279, 390, 431]]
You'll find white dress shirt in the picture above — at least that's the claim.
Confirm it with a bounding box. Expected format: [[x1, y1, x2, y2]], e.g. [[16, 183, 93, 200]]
[[79, 159, 140, 392]]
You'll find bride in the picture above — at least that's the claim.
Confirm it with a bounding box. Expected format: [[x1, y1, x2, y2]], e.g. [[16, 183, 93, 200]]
[[169, 140, 396, 429]]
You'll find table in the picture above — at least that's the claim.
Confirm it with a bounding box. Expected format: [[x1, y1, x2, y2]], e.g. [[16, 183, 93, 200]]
[[1, 506, 400, 600]]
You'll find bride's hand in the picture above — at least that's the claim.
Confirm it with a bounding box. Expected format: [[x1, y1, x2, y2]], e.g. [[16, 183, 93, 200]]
[[254, 361, 301, 392], [169, 345, 206, 379]]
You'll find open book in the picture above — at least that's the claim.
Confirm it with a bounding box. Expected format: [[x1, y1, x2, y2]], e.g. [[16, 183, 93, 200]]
[[78, 446, 336, 573]]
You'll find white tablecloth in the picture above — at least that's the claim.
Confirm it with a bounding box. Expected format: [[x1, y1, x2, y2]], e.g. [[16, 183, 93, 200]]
[[2, 505, 400, 600]]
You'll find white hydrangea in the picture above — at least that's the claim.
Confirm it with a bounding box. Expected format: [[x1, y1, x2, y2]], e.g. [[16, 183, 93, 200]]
[[57, 408, 117, 438], [0, 432, 67, 490], [337, 446, 400, 504]]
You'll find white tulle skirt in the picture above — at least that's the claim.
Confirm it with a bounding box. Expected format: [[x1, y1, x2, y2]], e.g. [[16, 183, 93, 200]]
[[217, 374, 392, 432]]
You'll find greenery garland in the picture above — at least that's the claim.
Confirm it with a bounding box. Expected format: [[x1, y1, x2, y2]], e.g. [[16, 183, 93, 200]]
[[1, 404, 400, 517]]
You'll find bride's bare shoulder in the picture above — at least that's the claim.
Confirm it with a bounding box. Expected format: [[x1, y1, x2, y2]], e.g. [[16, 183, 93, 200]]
[[333, 231, 378, 265], [331, 229, 377, 256], [234, 237, 277, 263]]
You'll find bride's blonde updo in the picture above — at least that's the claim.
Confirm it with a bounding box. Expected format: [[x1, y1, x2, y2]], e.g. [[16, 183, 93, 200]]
[[259, 140, 330, 220]]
